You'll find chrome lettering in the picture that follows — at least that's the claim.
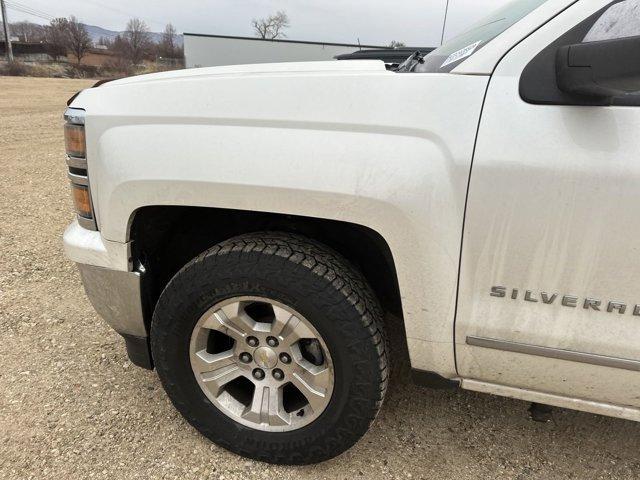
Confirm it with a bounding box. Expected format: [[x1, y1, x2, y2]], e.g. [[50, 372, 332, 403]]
[[489, 286, 637, 317], [583, 298, 601, 311], [607, 301, 626, 314], [490, 286, 506, 298], [541, 292, 557, 304]]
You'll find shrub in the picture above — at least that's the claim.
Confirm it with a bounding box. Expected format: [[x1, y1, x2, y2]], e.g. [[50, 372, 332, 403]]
[[2, 61, 30, 76], [0, 59, 182, 79], [0, 61, 61, 77], [102, 57, 135, 76], [64, 63, 99, 78]]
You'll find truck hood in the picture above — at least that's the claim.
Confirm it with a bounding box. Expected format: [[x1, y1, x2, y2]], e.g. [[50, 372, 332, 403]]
[[104, 60, 388, 87]]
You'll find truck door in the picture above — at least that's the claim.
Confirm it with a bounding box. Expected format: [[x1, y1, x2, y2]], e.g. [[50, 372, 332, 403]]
[[456, 0, 640, 408]]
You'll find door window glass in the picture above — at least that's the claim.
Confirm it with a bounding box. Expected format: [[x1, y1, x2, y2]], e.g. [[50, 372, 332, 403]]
[[583, 0, 640, 42]]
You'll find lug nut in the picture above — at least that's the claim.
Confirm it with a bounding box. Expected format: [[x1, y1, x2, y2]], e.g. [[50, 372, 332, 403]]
[[266, 336, 279, 347], [279, 352, 291, 364], [252, 368, 265, 380], [239, 352, 252, 363], [246, 336, 259, 347], [272, 368, 284, 381]]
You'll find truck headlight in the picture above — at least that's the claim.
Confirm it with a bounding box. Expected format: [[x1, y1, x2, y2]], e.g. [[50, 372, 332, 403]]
[[64, 108, 97, 230], [64, 123, 86, 158], [69, 179, 93, 219]]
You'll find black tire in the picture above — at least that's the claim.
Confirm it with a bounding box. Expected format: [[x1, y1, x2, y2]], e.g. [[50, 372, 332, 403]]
[[150, 232, 388, 464]]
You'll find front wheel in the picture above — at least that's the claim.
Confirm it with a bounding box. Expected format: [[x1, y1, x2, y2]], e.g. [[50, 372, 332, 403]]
[[151, 232, 388, 464]]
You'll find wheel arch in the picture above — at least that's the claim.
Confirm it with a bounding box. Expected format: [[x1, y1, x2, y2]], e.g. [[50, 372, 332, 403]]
[[129, 205, 405, 333]]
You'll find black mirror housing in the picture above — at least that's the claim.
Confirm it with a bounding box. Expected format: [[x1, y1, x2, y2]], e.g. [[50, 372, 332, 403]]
[[556, 35, 640, 99]]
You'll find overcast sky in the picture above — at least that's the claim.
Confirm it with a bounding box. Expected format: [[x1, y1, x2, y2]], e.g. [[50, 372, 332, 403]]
[[8, 0, 511, 47]]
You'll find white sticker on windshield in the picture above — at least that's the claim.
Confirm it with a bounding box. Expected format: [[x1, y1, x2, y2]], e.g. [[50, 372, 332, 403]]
[[440, 41, 481, 68]]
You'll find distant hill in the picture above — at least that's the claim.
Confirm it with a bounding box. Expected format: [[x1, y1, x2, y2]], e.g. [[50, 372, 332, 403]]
[[83, 24, 183, 46]]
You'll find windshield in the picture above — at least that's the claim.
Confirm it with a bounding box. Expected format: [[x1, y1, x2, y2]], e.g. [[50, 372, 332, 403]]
[[415, 0, 551, 73]]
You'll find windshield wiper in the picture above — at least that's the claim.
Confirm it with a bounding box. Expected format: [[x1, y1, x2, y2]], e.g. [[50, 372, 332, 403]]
[[395, 51, 426, 73]]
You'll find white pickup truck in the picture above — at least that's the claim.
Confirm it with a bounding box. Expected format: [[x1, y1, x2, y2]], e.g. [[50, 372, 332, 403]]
[[62, 0, 640, 464]]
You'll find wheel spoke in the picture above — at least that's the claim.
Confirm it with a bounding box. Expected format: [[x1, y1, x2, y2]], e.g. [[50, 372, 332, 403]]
[[202, 302, 256, 340], [242, 385, 290, 427], [291, 361, 331, 413], [192, 349, 236, 375], [193, 350, 243, 397], [277, 313, 316, 346], [201, 365, 244, 397], [270, 305, 295, 337]]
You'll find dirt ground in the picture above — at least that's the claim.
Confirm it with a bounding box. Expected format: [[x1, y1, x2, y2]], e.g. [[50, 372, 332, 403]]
[[1, 75, 639, 480]]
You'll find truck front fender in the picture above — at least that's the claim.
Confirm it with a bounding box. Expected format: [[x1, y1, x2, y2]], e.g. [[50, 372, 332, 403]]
[[79, 71, 489, 377]]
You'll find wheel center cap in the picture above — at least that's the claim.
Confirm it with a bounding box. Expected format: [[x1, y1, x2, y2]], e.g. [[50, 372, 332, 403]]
[[254, 347, 278, 369]]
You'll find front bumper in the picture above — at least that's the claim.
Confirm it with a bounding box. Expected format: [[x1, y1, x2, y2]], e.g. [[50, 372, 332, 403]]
[[76, 263, 146, 337], [77, 263, 153, 370], [64, 220, 153, 369]]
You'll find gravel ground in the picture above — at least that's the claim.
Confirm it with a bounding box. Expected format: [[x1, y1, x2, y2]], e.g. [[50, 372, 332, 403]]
[[1, 75, 640, 480]]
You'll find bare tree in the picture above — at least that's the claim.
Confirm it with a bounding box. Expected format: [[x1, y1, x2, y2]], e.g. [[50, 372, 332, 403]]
[[10, 21, 45, 42], [158, 23, 179, 58], [44, 17, 69, 61], [67, 16, 92, 64], [122, 18, 151, 65], [389, 40, 406, 48], [111, 33, 127, 55], [251, 11, 290, 39], [109, 34, 133, 71]]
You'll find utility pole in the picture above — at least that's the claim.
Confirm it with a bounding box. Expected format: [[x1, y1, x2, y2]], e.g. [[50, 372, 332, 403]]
[[1, 0, 14, 62]]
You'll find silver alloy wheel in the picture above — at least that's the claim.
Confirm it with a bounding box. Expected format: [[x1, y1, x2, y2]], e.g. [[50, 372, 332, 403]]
[[189, 296, 335, 432]]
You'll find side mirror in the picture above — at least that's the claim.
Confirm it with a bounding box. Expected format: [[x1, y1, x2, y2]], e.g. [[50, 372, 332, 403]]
[[556, 35, 640, 99]]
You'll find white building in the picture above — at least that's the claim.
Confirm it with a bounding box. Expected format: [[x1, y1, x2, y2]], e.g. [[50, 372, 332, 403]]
[[183, 33, 387, 68]]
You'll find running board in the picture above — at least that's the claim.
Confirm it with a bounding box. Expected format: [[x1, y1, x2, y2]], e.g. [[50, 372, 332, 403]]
[[461, 379, 640, 422]]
